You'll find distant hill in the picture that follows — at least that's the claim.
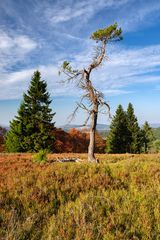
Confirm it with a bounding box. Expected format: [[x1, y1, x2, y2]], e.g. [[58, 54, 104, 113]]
[[146, 124, 160, 128], [0, 125, 9, 131], [60, 123, 160, 132], [2, 123, 160, 139], [59, 124, 110, 132], [59, 123, 160, 140], [152, 127, 160, 139]]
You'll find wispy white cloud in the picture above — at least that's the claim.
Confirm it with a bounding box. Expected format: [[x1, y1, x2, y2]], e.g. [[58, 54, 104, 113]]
[[59, 43, 160, 94], [46, 0, 129, 25], [93, 44, 160, 90], [0, 65, 76, 100], [1, 43, 160, 100], [0, 30, 38, 72], [103, 89, 134, 96], [43, 0, 160, 34], [118, 1, 160, 31], [0, 31, 37, 51], [14, 36, 37, 51]]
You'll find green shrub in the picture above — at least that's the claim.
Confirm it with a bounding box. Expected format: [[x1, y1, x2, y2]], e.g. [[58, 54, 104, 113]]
[[32, 149, 48, 163]]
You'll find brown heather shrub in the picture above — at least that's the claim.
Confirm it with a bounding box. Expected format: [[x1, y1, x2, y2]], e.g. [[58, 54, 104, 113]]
[[1, 154, 160, 239]]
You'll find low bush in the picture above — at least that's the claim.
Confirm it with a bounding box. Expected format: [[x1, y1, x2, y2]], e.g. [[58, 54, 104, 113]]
[[32, 149, 48, 164]]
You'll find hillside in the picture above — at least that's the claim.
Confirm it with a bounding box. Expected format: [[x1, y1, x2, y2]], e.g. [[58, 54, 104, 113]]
[[60, 123, 110, 132], [152, 127, 160, 139], [1, 153, 160, 239], [59, 124, 160, 140]]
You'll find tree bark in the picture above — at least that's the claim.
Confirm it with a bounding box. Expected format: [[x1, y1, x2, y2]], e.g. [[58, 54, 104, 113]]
[[88, 105, 98, 162]]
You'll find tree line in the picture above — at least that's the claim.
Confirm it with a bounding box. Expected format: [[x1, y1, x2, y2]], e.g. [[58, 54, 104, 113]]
[[0, 70, 156, 154], [106, 104, 154, 153], [2, 71, 105, 153]]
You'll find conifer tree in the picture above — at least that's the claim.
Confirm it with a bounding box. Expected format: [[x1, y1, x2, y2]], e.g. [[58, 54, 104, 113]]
[[106, 105, 130, 153], [141, 121, 154, 153], [5, 103, 27, 152], [5, 71, 55, 152], [126, 103, 142, 153]]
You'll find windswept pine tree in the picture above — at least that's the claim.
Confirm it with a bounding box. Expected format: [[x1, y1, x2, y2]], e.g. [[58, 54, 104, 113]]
[[106, 105, 130, 153], [60, 23, 122, 162], [126, 103, 142, 153], [5, 71, 55, 152]]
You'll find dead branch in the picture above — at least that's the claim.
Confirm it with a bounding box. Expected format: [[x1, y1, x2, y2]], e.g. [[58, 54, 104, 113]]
[[56, 157, 83, 163], [88, 40, 106, 74], [67, 105, 79, 123], [77, 102, 90, 113], [83, 112, 92, 126]]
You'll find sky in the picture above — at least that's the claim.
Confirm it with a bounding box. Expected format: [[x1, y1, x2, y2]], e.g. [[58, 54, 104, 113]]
[[0, 0, 160, 127]]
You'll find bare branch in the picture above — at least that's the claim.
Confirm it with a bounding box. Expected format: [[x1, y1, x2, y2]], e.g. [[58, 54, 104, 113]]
[[67, 105, 79, 124], [83, 112, 92, 126], [67, 100, 92, 124], [61, 69, 82, 82], [77, 102, 90, 113], [87, 41, 106, 74]]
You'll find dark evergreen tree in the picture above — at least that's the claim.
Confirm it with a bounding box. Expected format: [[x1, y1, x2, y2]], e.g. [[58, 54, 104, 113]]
[[141, 121, 154, 153], [106, 105, 130, 153], [5, 103, 27, 152], [5, 71, 55, 152], [126, 103, 142, 153]]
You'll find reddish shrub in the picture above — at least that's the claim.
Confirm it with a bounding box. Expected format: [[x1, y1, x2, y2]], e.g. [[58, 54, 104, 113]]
[[53, 128, 105, 153]]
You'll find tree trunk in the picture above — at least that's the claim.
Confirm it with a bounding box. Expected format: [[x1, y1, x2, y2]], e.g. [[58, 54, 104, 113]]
[[88, 105, 98, 162]]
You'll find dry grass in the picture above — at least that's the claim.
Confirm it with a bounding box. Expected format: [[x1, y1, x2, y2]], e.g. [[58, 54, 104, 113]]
[[1, 153, 160, 239]]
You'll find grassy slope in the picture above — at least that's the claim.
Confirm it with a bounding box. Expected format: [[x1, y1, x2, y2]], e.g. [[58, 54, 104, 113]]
[[1, 153, 160, 239]]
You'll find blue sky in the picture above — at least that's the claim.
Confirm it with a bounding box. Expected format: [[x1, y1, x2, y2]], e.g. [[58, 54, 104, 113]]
[[0, 0, 160, 126]]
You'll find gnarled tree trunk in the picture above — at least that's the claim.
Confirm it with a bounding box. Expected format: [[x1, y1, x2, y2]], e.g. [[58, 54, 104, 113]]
[[88, 104, 98, 162]]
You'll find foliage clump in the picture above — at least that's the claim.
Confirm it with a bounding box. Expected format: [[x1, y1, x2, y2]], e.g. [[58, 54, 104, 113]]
[[91, 22, 123, 42], [32, 149, 48, 164]]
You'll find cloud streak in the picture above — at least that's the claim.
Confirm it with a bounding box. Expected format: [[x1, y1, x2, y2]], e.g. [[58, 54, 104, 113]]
[[0, 42, 160, 100], [0, 30, 38, 73], [46, 0, 129, 24], [118, 1, 160, 32], [0, 0, 160, 101]]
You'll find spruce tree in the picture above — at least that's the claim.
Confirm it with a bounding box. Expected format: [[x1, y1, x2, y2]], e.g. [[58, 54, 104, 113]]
[[5, 103, 27, 152], [141, 121, 154, 153], [5, 71, 55, 152], [106, 105, 130, 153], [126, 103, 142, 153]]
